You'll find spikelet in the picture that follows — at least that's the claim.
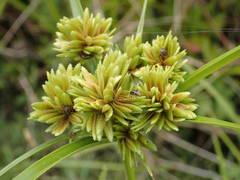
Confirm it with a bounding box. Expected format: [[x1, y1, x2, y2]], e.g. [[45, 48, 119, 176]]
[[123, 34, 147, 88], [69, 50, 147, 141], [28, 64, 82, 136], [124, 34, 145, 72], [142, 31, 186, 81], [54, 8, 115, 61], [132, 65, 198, 133], [114, 123, 157, 165]]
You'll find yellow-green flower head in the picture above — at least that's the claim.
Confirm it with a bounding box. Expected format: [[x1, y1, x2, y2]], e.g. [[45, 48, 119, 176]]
[[114, 123, 157, 167], [133, 65, 197, 133], [54, 8, 115, 61], [124, 34, 145, 72], [69, 50, 146, 141], [28, 64, 82, 136], [142, 31, 186, 81]]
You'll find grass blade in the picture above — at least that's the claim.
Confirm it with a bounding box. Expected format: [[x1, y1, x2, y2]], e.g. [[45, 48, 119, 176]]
[[13, 137, 108, 180], [124, 151, 136, 180], [0, 136, 68, 177], [57, 159, 124, 171], [45, 0, 61, 22], [178, 45, 240, 91], [218, 132, 240, 163], [186, 116, 240, 131], [0, 0, 7, 16], [136, 0, 148, 35], [212, 135, 228, 180], [98, 166, 108, 180], [69, 0, 83, 17], [184, 64, 240, 123]]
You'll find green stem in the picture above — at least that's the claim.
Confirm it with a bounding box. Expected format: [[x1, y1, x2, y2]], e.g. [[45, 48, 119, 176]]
[[124, 159, 136, 180], [124, 150, 136, 180], [136, 0, 148, 35], [212, 135, 228, 180], [69, 0, 83, 17], [218, 132, 240, 163]]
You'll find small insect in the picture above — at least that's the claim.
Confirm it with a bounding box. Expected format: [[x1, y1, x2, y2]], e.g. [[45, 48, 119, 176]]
[[130, 90, 141, 96], [63, 106, 74, 116], [160, 48, 168, 57], [79, 51, 94, 59]]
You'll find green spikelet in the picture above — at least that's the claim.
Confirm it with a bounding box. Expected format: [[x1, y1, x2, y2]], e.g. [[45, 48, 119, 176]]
[[124, 34, 145, 72], [132, 65, 198, 133], [28, 64, 82, 136], [123, 34, 147, 88], [114, 123, 157, 168], [54, 8, 115, 61], [142, 31, 187, 81]]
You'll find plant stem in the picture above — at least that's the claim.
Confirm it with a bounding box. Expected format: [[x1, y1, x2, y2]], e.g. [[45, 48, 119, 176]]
[[69, 0, 83, 17], [136, 0, 148, 35], [124, 152, 136, 180], [212, 135, 228, 180], [124, 159, 136, 180]]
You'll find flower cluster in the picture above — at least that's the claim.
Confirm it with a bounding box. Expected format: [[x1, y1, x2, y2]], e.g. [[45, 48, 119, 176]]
[[142, 32, 187, 81], [29, 8, 197, 170], [54, 8, 115, 61], [29, 64, 82, 136], [133, 65, 197, 133]]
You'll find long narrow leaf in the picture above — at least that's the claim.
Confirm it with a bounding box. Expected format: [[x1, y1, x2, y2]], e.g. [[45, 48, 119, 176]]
[[212, 135, 228, 180], [124, 150, 136, 180], [186, 116, 240, 131], [178, 45, 240, 91], [0, 136, 68, 177], [45, 0, 61, 22], [184, 64, 240, 123], [136, 0, 148, 35], [13, 137, 108, 180], [98, 166, 108, 180], [69, 0, 83, 17], [219, 132, 240, 163], [57, 159, 124, 171]]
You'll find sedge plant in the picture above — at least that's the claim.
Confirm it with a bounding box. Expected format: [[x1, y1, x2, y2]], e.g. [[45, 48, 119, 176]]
[[1, 0, 240, 179]]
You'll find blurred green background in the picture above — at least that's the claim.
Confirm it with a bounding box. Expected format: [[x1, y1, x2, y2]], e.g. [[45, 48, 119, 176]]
[[0, 0, 240, 179]]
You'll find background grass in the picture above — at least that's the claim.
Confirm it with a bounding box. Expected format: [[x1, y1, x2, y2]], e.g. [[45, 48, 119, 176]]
[[0, 0, 240, 179]]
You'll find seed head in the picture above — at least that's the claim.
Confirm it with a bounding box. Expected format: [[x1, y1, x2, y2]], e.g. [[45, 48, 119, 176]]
[[28, 7, 199, 174], [133, 65, 197, 133], [28, 64, 82, 136], [54, 8, 115, 61], [142, 31, 187, 81]]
